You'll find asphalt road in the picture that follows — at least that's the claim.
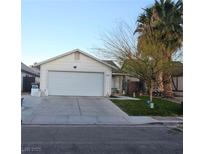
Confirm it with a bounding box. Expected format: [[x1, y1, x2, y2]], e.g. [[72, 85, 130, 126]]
[[22, 124, 183, 154]]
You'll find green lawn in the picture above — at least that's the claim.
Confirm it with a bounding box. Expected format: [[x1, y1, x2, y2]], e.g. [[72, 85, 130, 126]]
[[111, 96, 183, 116]]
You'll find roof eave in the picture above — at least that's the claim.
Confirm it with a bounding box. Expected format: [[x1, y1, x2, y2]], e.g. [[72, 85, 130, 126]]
[[34, 49, 117, 70]]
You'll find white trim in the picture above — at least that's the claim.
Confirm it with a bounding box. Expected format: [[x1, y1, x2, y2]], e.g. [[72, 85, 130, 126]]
[[34, 49, 118, 70]]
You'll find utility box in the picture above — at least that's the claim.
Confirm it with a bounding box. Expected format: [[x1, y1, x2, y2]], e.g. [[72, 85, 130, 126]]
[[31, 84, 40, 96]]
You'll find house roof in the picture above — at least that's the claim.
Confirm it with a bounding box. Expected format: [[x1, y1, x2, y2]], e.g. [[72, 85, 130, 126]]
[[21, 62, 40, 77], [102, 60, 120, 73], [34, 49, 118, 70], [102, 60, 118, 68]]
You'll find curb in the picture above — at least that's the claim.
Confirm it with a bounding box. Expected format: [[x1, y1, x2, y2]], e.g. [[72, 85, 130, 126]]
[[148, 121, 183, 125]]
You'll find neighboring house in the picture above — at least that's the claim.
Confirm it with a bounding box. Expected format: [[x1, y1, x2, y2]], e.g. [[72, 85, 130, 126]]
[[21, 62, 40, 92], [171, 62, 183, 97], [34, 49, 118, 96]]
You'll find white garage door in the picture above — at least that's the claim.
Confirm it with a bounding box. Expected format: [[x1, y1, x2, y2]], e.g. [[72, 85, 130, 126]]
[[48, 71, 104, 96]]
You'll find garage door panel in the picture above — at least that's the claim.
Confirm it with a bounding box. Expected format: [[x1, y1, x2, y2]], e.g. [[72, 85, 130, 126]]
[[48, 71, 104, 96]]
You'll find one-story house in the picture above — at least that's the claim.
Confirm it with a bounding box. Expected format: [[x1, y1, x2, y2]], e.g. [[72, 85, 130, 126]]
[[34, 49, 140, 96], [34, 49, 116, 96], [21, 62, 40, 92]]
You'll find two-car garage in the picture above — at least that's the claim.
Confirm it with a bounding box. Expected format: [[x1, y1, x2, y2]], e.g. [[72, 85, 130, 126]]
[[48, 71, 104, 96], [36, 49, 115, 96]]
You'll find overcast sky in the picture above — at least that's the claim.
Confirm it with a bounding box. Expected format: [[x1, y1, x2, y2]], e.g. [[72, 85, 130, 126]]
[[22, 0, 154, 65]]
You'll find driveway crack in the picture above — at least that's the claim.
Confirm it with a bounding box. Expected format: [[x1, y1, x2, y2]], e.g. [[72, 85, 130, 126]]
[[76, 97, 82, 116]]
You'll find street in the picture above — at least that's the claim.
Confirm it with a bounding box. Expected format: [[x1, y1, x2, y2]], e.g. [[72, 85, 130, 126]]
[[22, 124, 182, 154]]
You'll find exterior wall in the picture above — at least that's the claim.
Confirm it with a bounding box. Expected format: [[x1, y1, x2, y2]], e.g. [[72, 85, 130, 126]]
[[112, 76, 123, 93], [111, 75, 139, 95], [35, 77, 40, 84], [112, 76, 121, 90], [177, 76, 183, 91], [40, 52, 112, 96], [172, 76, 183, 91]]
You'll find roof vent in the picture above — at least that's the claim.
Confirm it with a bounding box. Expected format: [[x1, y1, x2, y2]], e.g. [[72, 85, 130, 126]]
[[74, 52, 80, 60]]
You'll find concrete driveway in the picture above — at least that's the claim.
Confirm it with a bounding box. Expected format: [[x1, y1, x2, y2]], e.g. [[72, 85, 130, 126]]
[[22, 96, 130, 124]]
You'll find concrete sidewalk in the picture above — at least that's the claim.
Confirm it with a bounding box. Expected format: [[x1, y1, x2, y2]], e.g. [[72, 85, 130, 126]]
[[151, 116, 183, 124], [109, 96, 140, 100], [128, 116, 182, 124]]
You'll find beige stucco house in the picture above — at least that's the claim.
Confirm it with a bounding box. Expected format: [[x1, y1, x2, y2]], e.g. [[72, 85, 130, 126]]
[[34, 49, 140, 96], [34, 49, 117, 96]]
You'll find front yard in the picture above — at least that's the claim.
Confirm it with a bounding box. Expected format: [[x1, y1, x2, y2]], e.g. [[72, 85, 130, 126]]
[[111, 96, 183, 116]]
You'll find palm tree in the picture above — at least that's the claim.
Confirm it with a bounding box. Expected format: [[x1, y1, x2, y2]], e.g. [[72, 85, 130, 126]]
[[135, 0, 183, 97]]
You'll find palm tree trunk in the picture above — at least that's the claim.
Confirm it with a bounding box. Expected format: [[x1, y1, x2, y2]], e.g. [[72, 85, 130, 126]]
[[157, 72, 164, 93], [163, 73, 173, 97], [163, 52, 173, 97]]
